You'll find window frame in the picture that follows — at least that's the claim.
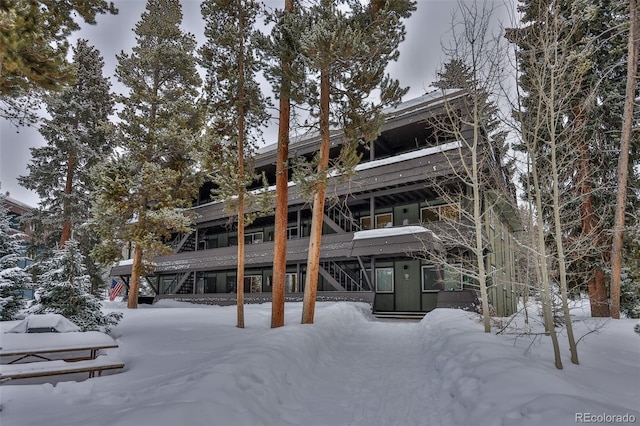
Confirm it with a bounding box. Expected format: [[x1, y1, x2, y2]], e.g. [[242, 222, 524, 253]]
[[361, 213, 394, 230], [421, 266, 440, 292], [374, 267, 394, 293], [420, 202, 461, 223], [244, 231, 264, 244]]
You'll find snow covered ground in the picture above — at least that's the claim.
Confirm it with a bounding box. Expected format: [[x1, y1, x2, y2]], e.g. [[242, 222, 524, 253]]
[[1, 300, 638, 426]]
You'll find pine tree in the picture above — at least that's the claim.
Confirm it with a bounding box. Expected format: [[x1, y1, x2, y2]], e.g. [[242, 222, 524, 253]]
[[0, 194, 31, 320], [610, 0, 639, 319], [260, 0, 308, 328], [0, 0, 117, 123], [297, 0, 415, 324], [508, 0, 640, 318], [91, 0, 202, 309], [28, 239, 121, 332], [19, 39, 113, 250], [200, 0, 271, 328]]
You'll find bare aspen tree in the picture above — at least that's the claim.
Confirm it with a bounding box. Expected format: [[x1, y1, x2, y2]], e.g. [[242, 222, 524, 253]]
[[506, 1, 604, 366], [425, 1, 515, 333]]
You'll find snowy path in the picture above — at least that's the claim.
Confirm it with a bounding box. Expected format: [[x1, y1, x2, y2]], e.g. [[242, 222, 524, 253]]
[[282, 319, 445, 426], [1, 301, 638, 426]]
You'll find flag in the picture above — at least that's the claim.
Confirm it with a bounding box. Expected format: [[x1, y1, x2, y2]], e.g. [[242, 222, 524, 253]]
[[109, 280, 124, 301]]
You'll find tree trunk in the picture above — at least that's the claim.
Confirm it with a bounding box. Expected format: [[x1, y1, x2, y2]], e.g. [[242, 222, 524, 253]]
[[236, 5, 247, 329], [579, 142, 609, 317], [610, 0, 638, 320], [60, 127, 77, 247], [128, 244, 143, 309], [532, 153, 563, 369], [301, 65, 331, 325], [470, 90, 491, 333], [271, 0, 294, 329], [551, 114, 579, 365]]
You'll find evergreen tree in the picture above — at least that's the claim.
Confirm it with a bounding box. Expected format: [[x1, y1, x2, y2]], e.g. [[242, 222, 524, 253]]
[[19, 39, 113, 250], [91, 0, 202, 309], [609, 0, 639, 319], [297, 0, 415, 324], [259, 0, 309, 328], [507, 0, 640, 318], [28, 240, 121, 332], [0, 195, 31, 320], [0, 0, 117, 123], [200, 0, 271, 328]]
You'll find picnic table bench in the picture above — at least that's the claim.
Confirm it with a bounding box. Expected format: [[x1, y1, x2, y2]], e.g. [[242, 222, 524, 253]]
[[0, 331, 124, 381]]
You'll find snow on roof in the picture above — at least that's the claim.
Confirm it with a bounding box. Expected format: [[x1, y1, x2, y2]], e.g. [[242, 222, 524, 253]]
[[256, 90, 466, 157], [354, 140, 462, 172], [195, 141, 460, 211], [381, 89, 465, 118], [353, 225, 440, 241]]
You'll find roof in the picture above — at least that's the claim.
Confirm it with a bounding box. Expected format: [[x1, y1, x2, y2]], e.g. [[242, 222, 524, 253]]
[[1, 195, 34, 215], [255, 89, 467, 158]]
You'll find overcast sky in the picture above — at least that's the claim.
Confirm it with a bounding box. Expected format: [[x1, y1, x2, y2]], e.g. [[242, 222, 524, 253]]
[[0, 0, 512, 207]]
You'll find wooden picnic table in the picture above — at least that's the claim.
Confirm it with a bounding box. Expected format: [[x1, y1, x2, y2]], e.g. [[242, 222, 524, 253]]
[[0, 331, 119, 363], [0, 331, 124, 381]]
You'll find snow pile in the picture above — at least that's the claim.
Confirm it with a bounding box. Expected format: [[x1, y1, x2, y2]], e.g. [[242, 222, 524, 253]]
[[418, 308, 640, 426], [0, 301, 638, 426], [6, 313, 80, 333]]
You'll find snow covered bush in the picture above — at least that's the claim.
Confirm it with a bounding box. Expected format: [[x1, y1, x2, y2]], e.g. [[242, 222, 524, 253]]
[[28, 240, 121, 331], [0, 196, 31, 320]]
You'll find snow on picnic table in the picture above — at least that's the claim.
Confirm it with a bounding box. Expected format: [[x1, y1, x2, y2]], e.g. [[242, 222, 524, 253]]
[[0, 301, 638, 426]]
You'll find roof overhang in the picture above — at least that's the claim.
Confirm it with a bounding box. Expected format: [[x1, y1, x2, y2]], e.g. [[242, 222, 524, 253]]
[[349, 226, 443, 257]]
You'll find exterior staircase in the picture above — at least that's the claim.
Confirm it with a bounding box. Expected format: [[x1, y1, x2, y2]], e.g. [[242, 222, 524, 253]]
[[171, 232, 196, 253], [164, 271, 195, 295], [320, 260, 370, 292]]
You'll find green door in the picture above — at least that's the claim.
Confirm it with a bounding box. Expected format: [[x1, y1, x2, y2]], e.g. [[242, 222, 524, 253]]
[[394, 264, 421, 311]]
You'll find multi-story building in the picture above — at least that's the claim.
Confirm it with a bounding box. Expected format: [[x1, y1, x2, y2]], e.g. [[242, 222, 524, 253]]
[[111, 89, 522, 316]]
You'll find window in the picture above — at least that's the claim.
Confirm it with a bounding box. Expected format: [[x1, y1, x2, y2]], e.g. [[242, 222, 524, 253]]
[[444, 264, 463, 290], [375, 213, 393, 228], [361, 216, 372, 230], [489, 208, 495, 229], [422, 267, 440, 292], [287, 226, 298, 240], [203, 276, 217, 293], [421, 203, 460, 222], [245, 232, 263, 244], [361, 213, 394, 230], [244, 275, 262, 293], [375, 267, 394, 293], [285, 273, 298, 292]]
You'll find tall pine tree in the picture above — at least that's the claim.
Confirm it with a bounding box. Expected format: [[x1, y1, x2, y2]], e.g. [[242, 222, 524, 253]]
[[200, 0, 271, 328], [260, 0, 309, 328], [297, 0, 415, 324], [0, 0, 117, 123], [91, 0, 202, 309], [20, 39, 113, 249]]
